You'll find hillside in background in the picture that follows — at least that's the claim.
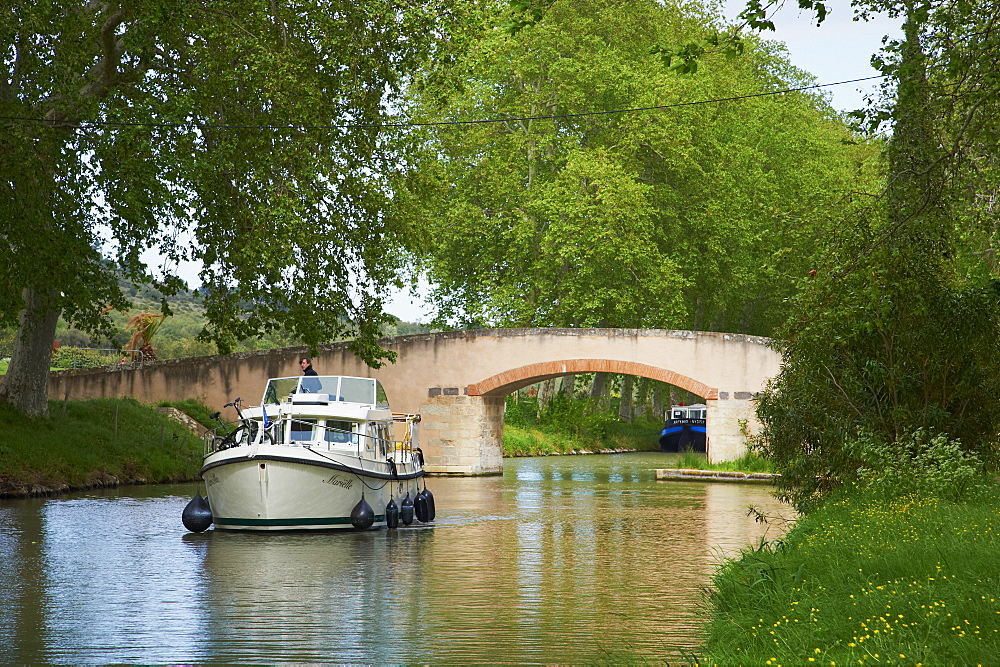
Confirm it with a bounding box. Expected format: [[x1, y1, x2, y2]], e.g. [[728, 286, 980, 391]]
[[0, 282, 433, 369]]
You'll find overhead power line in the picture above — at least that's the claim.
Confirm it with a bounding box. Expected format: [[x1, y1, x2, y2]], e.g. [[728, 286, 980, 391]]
[[0, 75, 883, 132]]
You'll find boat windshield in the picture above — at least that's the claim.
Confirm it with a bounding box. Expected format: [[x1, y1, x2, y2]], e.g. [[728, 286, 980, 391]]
[[261, 375, 390, 408], [670, 405, 707, 420]]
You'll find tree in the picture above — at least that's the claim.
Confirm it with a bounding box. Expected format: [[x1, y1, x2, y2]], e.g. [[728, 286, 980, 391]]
[[1, 1, 469, 416], [748, 1, 1000, 510], [125, 312, 165, 360], [503, 2, 1000, 505], [403, 0, 875, 334]]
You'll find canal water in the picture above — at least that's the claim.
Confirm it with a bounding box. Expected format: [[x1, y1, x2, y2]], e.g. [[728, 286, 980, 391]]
[[0, 452, 792, 664]]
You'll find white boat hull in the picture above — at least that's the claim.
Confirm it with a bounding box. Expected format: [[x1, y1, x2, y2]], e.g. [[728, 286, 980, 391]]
[[202, 447, 424, 531]]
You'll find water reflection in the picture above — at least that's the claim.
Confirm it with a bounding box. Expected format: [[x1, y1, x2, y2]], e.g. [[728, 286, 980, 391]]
[[0, 453, 791, 663]]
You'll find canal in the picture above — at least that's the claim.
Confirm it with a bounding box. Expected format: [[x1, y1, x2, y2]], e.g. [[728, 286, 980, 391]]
[[0, 452, 791, 663]]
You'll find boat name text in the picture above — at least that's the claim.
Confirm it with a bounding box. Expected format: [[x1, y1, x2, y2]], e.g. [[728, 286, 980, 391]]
[[322, 475, 354, 490]]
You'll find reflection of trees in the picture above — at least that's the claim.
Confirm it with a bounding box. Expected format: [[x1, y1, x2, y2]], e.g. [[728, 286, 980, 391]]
[[3, 501, 48, 663], [403, 466, 784, 663]]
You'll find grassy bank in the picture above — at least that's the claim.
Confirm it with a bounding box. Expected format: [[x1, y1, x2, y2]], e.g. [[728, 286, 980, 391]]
[[703, 487, 1000, 664], [674, 449, 774, 473], [0, 398, 204, 496], [502, 422, 661, 456]]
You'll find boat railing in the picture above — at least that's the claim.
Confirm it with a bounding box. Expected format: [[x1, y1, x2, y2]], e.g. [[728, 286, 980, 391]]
[[203, 419, 250, 456], [203, 414, 420, 465]]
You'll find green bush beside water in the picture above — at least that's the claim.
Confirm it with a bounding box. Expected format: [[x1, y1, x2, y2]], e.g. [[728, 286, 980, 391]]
[[0, 398, 204, 496]]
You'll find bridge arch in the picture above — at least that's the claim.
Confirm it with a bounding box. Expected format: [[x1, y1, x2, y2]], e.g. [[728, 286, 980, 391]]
[[467, 358, 718, 400]]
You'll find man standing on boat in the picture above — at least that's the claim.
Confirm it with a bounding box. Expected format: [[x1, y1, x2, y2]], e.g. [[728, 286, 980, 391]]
[[300, 357, 318, 376], [300, 357, 321, 392]]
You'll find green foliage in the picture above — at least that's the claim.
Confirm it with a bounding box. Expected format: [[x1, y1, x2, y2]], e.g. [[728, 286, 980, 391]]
[[504, 0, 557, 34], [51, 347, 122, 370], [503, 389, 662, 456], [675, 449, 773, 473], [502, 425, 584, 456], [404, 0, 875, 335], [536, 392, 622, 441], [704, 488, 1000, 663], [1, 1, 472, 415], [753, 1, 1000, 512], [844, 430, 992, 504], [0, 398, 203, 495], [756, 263, 1000, 511], [502, 422, 659, 457], [503, 394, 531, 428], [44, 281, 433, 368]]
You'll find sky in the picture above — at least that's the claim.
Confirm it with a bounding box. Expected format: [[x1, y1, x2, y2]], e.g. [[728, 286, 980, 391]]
[[720, 0, 900, 113], [149, 2, 902, 324]]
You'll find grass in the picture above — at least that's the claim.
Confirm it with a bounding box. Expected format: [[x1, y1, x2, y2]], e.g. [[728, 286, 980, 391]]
[[502, 423, 660, 457], [0, 361, 64, 374], [0, 397, 204, 496], [674, 449, 775, 473], [702, 487, 1000, 664]]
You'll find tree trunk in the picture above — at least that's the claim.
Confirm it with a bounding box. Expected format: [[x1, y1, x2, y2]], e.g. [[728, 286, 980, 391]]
[[559, 374, 575, 397], [888, 8, 941, 228], [0, 288, 61, 418], [634, 378, 650, 419], [538, 377, 557, 411], [652, 382, 664, 421], [618, 374, 634, 423], [669, 386, 684, 407], [590, 372, 608, 405]]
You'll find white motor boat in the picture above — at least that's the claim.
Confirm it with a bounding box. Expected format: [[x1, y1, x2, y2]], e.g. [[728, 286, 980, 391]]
[[192, 374, 429, 531]]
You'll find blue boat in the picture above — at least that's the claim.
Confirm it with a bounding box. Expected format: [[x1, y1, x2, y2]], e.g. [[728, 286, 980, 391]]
[[658, 404, 707, 453]]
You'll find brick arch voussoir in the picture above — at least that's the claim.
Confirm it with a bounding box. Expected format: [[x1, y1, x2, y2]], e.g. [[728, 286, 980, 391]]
[[466, 359, 718, 400]]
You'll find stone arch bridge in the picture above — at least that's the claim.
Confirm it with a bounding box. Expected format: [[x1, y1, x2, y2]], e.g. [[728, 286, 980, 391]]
[[49, 328, 781, 475]]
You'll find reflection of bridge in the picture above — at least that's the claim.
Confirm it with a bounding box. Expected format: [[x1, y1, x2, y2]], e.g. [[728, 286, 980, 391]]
[[48, 328, 781, 475]]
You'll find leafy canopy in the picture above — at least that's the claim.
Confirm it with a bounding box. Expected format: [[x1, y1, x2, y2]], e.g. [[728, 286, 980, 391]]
[[1, 1, 471, 362], [405, 0, 877, 334]]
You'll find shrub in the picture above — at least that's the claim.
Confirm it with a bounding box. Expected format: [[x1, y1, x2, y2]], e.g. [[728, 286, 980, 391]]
[[845, 429, 992, 503]]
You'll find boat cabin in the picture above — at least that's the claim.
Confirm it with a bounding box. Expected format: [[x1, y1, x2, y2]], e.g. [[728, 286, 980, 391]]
[[659, 403, 708, 453]]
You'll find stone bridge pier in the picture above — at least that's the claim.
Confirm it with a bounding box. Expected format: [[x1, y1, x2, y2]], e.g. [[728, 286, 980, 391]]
[[48, 328, 781, 476], [418, 395, 506, 476]]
